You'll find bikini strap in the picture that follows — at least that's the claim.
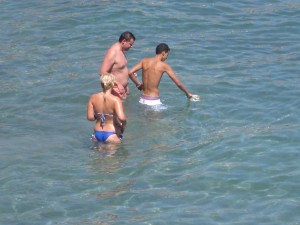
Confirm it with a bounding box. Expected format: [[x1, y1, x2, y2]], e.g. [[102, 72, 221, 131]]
[[95, 113, 113, 127], [100, 113, 106, 127]]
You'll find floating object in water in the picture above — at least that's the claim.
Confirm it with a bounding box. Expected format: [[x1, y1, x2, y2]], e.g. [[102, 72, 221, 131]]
[[190, 95, 200, 102]]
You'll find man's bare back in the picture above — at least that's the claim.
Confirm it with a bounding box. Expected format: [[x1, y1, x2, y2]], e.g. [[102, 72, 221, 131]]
[[138, 57, 166, 97], [129, 43, 193, 100]]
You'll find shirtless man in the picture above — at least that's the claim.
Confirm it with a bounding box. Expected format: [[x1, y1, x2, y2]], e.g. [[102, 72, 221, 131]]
[[128, 43, 193, 105], [100, 31, 136, 99]]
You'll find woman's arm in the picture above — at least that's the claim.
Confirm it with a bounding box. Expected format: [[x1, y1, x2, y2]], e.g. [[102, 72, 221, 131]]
[[87, 96, 96, 121], [114, 98, 127, 133]]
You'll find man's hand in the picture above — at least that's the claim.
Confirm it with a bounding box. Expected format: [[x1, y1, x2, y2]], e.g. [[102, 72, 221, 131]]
[[113, 82, 126, 99], [136, 83, 143, 91]]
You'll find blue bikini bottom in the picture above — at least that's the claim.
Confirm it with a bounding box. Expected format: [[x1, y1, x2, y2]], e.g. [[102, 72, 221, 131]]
[[94, 130, 116, 142]]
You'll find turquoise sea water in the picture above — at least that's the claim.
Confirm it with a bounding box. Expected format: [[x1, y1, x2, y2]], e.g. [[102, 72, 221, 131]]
[[1, 0, 300, 224]]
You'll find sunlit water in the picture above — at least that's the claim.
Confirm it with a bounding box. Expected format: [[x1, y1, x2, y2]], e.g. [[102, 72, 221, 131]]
[[1, 0, 300, 224]]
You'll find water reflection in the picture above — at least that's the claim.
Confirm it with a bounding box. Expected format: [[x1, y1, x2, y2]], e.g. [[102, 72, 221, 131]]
[[87, 142, 129, 174]]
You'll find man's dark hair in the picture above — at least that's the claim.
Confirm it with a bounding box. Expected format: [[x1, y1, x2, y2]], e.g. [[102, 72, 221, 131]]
[[156, 43, 170, 54], [119, 31, 136, 42]]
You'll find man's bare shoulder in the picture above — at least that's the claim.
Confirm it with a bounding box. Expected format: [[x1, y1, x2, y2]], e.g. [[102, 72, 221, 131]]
[[141, 57, 162, 65], [141, 57, 153, 63], [106, 42, 120, 55], [161, 61, 171, 70]]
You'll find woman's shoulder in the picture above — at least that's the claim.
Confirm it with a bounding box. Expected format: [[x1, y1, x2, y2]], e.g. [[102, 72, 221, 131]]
[[109, 94, 122, 103], [90, 92, 102, 99]]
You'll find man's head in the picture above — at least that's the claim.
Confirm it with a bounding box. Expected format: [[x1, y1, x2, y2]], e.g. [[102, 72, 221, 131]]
[[156, 43, 170, 61], [119, 31, 136, 51]]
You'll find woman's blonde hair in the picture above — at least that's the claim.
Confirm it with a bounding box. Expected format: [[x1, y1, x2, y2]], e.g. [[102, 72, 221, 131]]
[[100, 73, 115, 92]]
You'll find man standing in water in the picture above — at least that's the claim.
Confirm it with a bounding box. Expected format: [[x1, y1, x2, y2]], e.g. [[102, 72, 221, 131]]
[[100, 31, 136, 99], [128, 43, 194, 105]]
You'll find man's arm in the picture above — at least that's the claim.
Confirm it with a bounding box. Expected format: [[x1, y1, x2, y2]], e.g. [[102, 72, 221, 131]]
[[164, 64, 192, 98], [100, 49, 115, 75], [129, 60, 143, 90]]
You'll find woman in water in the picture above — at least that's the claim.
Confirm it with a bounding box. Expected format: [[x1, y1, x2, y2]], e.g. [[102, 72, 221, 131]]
[[87, 73, 126, 143]]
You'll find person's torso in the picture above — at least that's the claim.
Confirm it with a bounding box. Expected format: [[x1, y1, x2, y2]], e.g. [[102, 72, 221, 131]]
[[142, 58, 165, 96], [93, 93, 117, 132], [111, 50, 129, 86]]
